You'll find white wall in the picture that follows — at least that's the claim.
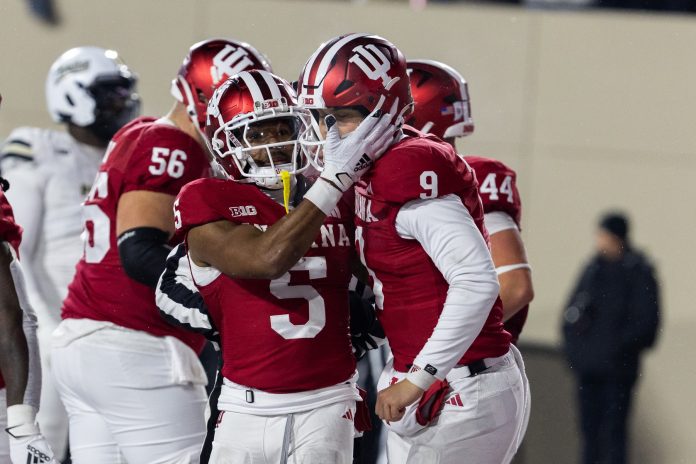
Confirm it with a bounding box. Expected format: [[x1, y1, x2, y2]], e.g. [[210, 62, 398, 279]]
[[1, 0, 694, 461]]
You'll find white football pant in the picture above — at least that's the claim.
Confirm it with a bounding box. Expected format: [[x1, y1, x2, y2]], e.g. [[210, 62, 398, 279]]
[[209, 400, 356, 464], [35, 316, 69, 460], [51, 324, 207, 464], [382, 346, 530, 464]]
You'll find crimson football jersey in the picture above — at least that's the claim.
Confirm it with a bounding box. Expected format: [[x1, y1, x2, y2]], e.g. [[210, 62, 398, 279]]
[[465, 155, 522, 229], [61, 116, 209, 352], [0, 187, 22, 389], [175, 178, 356, 393], [0, 188, 21, 255], [465, 155, 528, 344], [354, 128, 511, 373]]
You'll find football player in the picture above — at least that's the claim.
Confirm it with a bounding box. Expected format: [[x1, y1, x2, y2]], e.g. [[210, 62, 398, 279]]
[[0, 162, 57, 462], [171, 69, 395, 464], [0, 46, 139, 459], [298, 34, 530, 464], [50, 39, 270, 464], [407, 59, 534, 344]]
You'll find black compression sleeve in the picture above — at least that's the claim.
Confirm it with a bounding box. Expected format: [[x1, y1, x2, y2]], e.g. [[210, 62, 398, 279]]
[[117, 227, 171, 288]]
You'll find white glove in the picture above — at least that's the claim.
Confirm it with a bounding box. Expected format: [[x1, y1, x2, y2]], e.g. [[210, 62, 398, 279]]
[[319, 96, 398, 192], [6, 405, 58, 464], [304, 98, 398, 215]]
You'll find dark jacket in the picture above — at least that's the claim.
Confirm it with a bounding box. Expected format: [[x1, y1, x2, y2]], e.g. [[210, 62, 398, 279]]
[[562, 249, 660, 375]]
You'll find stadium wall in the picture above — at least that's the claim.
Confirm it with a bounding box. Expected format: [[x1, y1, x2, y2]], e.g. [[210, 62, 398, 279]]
[[0, 1, 693, 461]]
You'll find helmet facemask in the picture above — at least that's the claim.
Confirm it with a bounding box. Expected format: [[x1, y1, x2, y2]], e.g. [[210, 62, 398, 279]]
[[297, 108, 326, 173], [85, 75, 140, 143], [210, 100, 316, 190]]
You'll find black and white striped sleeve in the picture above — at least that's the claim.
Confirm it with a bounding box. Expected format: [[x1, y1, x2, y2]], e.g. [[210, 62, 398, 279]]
[[156, 243, 219, 343]]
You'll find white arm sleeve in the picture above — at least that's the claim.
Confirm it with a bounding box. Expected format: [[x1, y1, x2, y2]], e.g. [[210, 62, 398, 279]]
[[2, 161, 50, 317], [484, 211, 518, 236], [8, 250, 41, 409], [395, 194, 500, 390]]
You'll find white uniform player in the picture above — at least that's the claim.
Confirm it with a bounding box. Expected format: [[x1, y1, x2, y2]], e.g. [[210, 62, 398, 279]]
[[1, 174, 57, 464], [0, 47, 139, 460], [51, 39, 273, 464]]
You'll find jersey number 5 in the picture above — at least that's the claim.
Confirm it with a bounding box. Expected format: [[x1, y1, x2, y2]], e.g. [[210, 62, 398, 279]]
[[269, 257, 327, 339]]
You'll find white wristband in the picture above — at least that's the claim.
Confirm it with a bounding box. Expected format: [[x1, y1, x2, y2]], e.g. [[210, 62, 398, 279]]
[[6, 404, 39, 438], [406, 367, 437, 391], [496, 263, 532, 276], [303, 179, 344, 216], [7, 404, 36, 428]]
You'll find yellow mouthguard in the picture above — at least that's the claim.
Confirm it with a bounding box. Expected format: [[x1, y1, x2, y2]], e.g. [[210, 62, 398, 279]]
[[281, 170, 291, 214]]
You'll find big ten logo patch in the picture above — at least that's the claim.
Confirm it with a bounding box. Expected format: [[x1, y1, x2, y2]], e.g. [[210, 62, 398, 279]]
[[229, 205, 258, 217]]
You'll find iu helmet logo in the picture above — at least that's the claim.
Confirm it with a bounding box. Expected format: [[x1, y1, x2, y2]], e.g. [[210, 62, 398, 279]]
[[348, 44, 394, 88], [211, 45, 255, 85]]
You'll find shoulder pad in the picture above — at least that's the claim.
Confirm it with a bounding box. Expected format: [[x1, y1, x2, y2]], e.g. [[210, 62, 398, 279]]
[[174, 179, 266, 241], [464, 155, 522, 227], [363, 134, 473, 205], [0, 127, 40, 163], [118, 118, 211, 197]]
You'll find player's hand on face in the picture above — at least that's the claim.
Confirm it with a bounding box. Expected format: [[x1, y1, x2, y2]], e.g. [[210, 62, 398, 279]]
[[375, 378, 424, 423], [318, 97, 399, 192]]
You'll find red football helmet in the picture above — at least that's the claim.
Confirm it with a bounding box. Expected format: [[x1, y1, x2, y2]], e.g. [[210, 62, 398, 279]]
[[171, 38, 272, 130], [297, 33, 413, 120], [406, 60, 474, 139], [206, 70, 315, 190]]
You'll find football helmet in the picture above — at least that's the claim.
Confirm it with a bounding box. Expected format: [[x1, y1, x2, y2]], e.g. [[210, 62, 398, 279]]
[[406, 60, 474, 139], [297, 33, 413, 119], [171, 38, 272, 131], [46, 46, 140, 143], [205, 70, 314, 190]]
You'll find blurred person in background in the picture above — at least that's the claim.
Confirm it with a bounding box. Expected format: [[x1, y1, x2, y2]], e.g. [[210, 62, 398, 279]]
[[562, 212, 660, 464], [1, 173, 57, 464], [50, 39, 270, 463], [0, 93, 56, 464], [0, 46, 140, 461]]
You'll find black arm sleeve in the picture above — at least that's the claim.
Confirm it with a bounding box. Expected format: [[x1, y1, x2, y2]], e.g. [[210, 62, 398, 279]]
[[117, 227, 171, 288]]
